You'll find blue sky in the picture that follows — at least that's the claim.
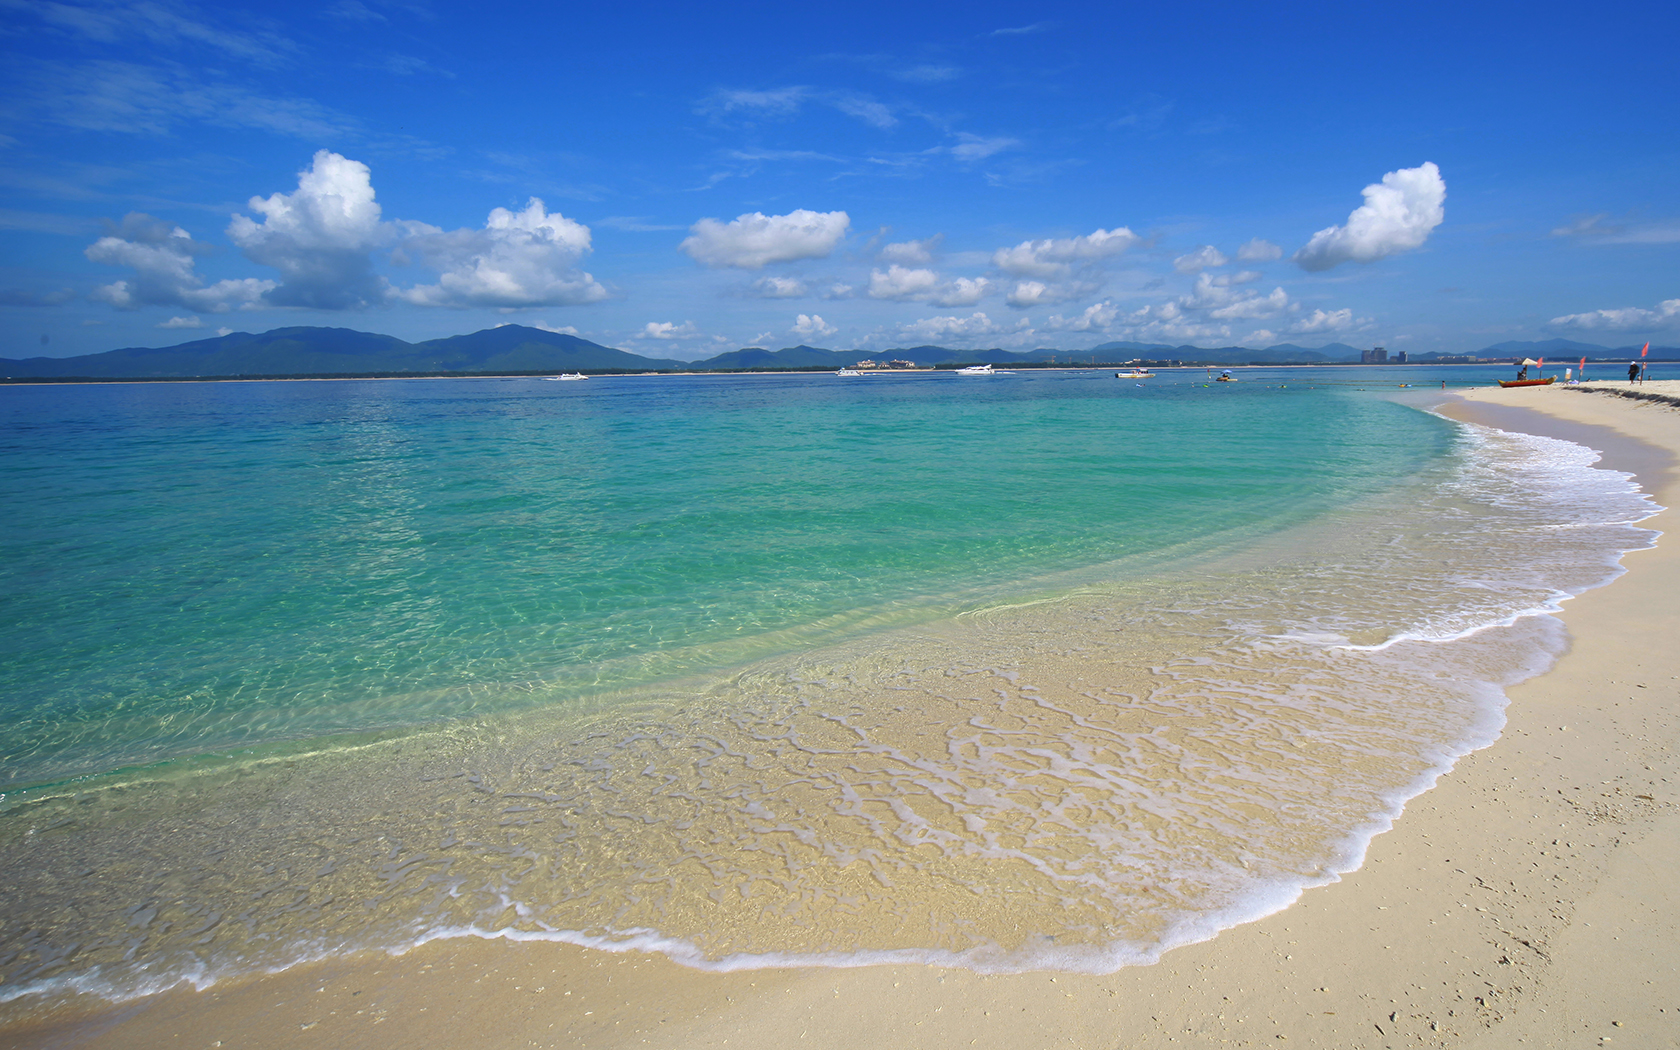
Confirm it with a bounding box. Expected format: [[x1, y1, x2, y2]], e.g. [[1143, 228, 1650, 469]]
[[2, 0, 1676, 361]]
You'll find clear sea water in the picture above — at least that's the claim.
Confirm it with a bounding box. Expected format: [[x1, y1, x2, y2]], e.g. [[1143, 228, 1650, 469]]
[[0, 366, 1661, 1004]]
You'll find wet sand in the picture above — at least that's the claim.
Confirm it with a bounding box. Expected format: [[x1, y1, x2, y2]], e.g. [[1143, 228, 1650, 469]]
[[6, 382, 1679, 1050]]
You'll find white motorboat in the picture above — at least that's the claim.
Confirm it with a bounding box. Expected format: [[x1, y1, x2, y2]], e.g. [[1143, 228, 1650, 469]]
[[1116, 369, 1154, 378], [542, 373, 589, 381], [835, 368, 863, 376], [956, 364, 996, 376]]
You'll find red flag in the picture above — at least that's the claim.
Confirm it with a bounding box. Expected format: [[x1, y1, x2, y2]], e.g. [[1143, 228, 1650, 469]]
[[1538, 357, 1544, 368], [1579, 357, 1586, 370], [1641, 341, 1649, 358]]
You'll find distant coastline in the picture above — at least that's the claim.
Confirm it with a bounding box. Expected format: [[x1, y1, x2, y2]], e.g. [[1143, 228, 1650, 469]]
[[3, 360, 1666, 387], [4, 323, 1672, 382]]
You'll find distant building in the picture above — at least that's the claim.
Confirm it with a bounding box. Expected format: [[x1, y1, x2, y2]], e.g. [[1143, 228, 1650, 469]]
[[1394, 350, 1408, 363], [1360, 347, 1388, 364]]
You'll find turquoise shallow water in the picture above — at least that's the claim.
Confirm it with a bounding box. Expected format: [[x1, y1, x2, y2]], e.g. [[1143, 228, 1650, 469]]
[[0, 365, 1664, 1002], [1, 368, 1447, 790]]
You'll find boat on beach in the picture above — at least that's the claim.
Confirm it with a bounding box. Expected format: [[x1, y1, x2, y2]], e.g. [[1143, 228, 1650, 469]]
[[1498, 357, 1555, 387]]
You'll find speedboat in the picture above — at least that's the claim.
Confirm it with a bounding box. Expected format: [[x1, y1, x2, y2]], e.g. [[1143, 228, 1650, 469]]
[[1116, 368, 1154, 378], [956, 364, 996, 376], [835, 368, 863, 376]]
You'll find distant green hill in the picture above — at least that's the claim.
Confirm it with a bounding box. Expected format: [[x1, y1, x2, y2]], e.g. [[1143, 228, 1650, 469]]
[[1476, 338, 1612, 356], [696, 345, 857, 370], [414, 326, 684, 371], [1090, 340, 1176, 354], [0, 326, 685, 378]]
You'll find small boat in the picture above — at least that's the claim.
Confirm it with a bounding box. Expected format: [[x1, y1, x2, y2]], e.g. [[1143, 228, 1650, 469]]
[[835, 368, 863, 376], [1497, 376, 1556, 388], [956, 364, 996, 376], [1216, 369, 1235, 382], [1116, 369, 1154, 379], [542, 373, 589, 381]]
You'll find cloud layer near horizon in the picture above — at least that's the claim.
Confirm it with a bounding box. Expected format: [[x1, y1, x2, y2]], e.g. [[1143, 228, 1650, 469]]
[[74, 151, 1436, 353], [1550, 297, 1680, 332]]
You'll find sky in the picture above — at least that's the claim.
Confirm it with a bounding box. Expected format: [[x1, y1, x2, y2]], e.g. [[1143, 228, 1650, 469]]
[[2, 0, 1677, 362]]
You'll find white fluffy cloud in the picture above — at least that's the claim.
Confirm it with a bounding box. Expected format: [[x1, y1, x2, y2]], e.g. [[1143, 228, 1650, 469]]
[[1104, 302, 1233, 344], [992, 227, 1140, 277], [1173, 245, 1228, 273], [791, 313, 838, 340], [896, 311, 1028, 343], [680, 209, 850, 269], [157, 315, 202, 328], [1247, 310, 1368, 341], [1005, 279, 1095, 307], [879, 235, 942, 265], [867, 266, 992, 306], [931, 276, 990, 307], [868, 265, 938, 300], [1045, 301, 1121, 331], [750, 275, 809, 298], [87, 152, 612, 317], [1207, 286, 1289, 320], [641, 320, 697, 339], [394, 198, 608, 309], [226, 150, 388, 308], [86, 213, 274, 312], [1294, 162, 1446, 272], [1287, 308, 1360, 334], [1236, 238, 1283, 262], [1180, 273, 1288, 316], [1549, 298, 1680, 332]]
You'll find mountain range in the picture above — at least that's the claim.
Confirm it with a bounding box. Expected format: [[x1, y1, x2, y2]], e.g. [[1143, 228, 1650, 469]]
[[1, 326, 1673, 380]]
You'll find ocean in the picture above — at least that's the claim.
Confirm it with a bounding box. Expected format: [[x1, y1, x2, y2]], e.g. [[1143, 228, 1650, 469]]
[[0, 366, 1659, 1004]]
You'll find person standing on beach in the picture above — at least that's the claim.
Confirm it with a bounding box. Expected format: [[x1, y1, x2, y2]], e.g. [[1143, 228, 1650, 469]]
[[1629, 361, 1640, 383]]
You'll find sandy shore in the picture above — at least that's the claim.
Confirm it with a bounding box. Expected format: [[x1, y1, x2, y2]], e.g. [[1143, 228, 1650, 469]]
[[7, 383, 1679, 1050]]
